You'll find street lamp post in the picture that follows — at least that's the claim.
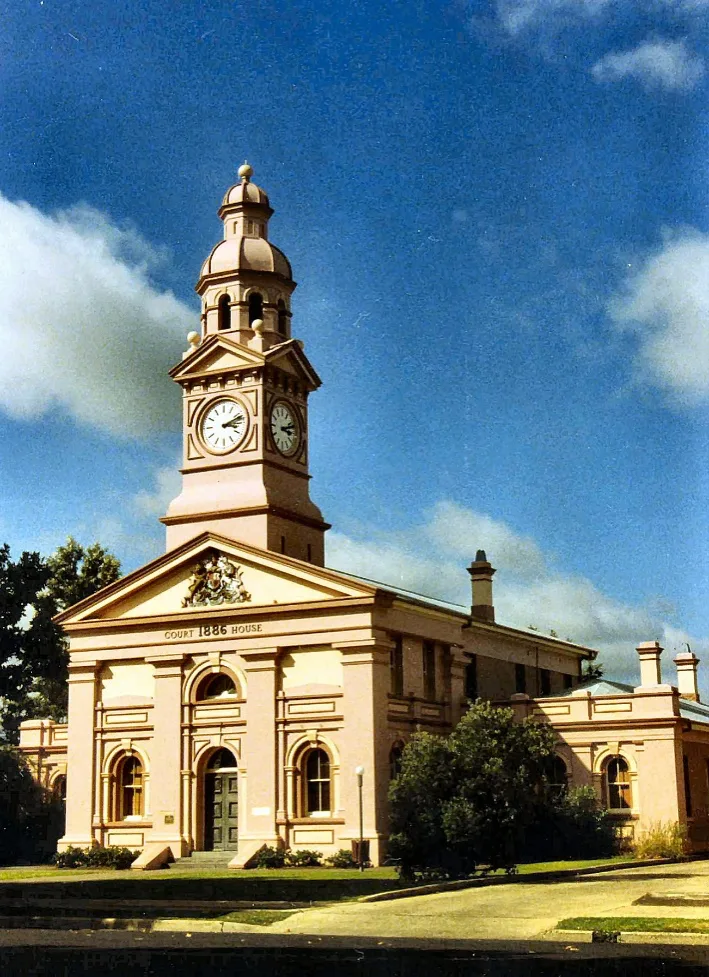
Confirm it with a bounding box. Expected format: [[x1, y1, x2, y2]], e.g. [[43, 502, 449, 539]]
[[355, 765, 365, 872]]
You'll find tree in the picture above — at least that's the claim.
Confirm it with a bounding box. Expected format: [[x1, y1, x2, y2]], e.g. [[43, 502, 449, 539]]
[[389, 701, 559, 878], [0, 546, 51, 743], [581, 660, 605, 682], [0, 538, 120, 742], [0, 746, 63, 865]]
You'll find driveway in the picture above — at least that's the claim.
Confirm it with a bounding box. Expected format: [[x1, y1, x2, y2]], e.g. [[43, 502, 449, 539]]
[[270, 860, 709, 941]]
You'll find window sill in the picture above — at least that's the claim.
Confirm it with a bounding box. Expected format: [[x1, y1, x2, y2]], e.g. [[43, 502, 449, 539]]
[[103, 820, 153, 828], [278, 817, 346, 826]]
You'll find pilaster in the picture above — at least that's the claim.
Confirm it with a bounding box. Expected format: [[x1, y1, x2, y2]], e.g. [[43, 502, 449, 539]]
[[145, 655, 186, 856], [59, 662, 98, 850], [338, 639, 391, 864], [230, 647, 280, 866]]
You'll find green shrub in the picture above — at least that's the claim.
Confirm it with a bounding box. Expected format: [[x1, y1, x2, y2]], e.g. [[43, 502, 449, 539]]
[[389, 701, 559, 878], [284, 848, 322, 867], [525, 786, 616, 861], [86, 846, 139, 869], [253, 845, 286, 868], [52, 845, 89, 869], [52, 845, 139, 870], [325, 849, 358, 869], [633, 821, 686, 860]]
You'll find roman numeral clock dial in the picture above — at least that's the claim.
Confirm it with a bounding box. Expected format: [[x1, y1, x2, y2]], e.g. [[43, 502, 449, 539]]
[[200, 398, 248, 453], [270, 401, 301, 457]]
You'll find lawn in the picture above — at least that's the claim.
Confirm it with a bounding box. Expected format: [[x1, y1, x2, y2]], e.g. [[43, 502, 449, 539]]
[[514, 856, 629, 875], [0, 866, 401, 904], [0, 856, 629, 902], [559, 917, 709, 934]]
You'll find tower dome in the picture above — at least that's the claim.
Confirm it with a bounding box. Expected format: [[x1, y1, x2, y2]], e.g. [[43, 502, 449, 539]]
[[196, 163, 296, 345]]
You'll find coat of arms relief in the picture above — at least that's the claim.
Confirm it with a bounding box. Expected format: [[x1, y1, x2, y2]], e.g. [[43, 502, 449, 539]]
[[182, 551, 252, 607]]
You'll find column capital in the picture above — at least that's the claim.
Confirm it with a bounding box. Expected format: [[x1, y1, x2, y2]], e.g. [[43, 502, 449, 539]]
[[240, 647, 280, 670], [67, 662, 99, 682]]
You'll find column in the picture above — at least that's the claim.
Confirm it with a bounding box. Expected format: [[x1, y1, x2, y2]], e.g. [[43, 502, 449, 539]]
[[59, 662, 98, 849], [233, 648, 280, 866], [338, 639, 391, 865], [146, 656, 185, 855]]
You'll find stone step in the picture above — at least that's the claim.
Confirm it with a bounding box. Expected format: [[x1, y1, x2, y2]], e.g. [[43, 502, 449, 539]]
[[173, 851, 234, 869]]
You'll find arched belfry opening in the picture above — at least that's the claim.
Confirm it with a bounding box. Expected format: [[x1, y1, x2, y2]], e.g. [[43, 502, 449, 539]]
[[204, 748, 239, 851], [248, 292, 263, 324], [218, 294, 231, 331], [277, 299, 288, 336]]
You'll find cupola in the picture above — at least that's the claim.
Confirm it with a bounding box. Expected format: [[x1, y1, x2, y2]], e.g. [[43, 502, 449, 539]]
[[196, 163, 295, 347]]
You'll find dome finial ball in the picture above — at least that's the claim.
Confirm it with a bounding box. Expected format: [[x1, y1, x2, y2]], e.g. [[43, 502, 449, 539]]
[[238, 161, 253, 183]]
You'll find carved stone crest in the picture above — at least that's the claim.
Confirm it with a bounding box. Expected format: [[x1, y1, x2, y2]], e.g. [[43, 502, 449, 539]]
[[182, 550, 251, 607]]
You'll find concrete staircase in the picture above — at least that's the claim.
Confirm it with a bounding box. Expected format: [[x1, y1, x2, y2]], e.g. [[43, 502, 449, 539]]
[[173, 851, 234, 870]]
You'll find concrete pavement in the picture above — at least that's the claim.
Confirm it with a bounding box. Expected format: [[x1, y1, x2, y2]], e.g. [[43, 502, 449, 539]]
[[270, 860, 709, 941]]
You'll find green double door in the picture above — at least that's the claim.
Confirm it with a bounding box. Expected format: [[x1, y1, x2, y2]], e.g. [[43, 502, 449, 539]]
[[204, 771, 239, 851]]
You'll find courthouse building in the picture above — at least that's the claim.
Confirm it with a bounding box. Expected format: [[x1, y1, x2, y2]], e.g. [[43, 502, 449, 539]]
[[19, 167, 709, 864]]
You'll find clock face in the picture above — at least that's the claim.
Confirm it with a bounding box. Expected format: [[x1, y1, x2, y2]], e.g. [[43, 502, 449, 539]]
[[200, 398, 248, 453], [270, 401, 301, 457]]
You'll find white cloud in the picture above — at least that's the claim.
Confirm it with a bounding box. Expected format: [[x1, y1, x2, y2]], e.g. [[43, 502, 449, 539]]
[[327, 501, 708, 686], [609, 228, 709, 404], [133, 462, 182, 517], [493, 0, 613, 36], [491, 0, 708, 37], [592, 39, 705, 90], [423, 501, 547, 578], [0, 194, 196, 437]]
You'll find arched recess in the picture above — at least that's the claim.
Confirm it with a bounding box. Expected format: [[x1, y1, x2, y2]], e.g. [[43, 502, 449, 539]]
[[50, 771, 67, 802], [101, 743, 150, 823], [389, 740, 405, 780], [593, 747, 638, 813], [248, 292, 263, 324], [192, 740, 242, 852], [183, 660, 245, 705], [277, 299, 288, 335], [202, 746, 240, 852], [286, 734, 340, 820], [544, 752, 569, 795], [218, 293, 232, 331]]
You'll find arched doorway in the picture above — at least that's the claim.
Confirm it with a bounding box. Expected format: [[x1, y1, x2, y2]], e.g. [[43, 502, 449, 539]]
[[204, 748, 239, 851]]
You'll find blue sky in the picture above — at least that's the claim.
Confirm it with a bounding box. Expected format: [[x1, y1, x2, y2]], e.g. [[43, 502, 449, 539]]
[[1, 0, 708, 686]]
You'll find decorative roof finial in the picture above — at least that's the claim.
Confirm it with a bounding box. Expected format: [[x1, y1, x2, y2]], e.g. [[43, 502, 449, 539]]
[[238, 161, 253, 183]]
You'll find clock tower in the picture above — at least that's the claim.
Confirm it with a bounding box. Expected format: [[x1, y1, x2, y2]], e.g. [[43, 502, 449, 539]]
[[162, 164, 330, 564]]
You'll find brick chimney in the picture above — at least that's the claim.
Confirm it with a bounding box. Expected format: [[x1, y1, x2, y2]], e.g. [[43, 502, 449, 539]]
[[674, 646, 700, 702], [468, 550, 496, 623]]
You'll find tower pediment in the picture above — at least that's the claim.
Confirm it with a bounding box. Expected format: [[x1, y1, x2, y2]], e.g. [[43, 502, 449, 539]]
[[170, 335, 265, 383], [169, 335, 321, 390], [55, 533, 375, 627]]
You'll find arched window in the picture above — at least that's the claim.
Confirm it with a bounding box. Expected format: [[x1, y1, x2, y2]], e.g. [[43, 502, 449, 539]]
[[248, 292, 263, 324], [389, 742, 404, 780], [197, 672, 238, 701], [545, 755, 568, 796], [207, 747, 238, 771], [52, 775, 67, 803], [604, 756, 632, 811], [119, 756, 144, 819], [303, 748, 331, 816], [277, 300, 287, 335], [218, 294, 231, 331]]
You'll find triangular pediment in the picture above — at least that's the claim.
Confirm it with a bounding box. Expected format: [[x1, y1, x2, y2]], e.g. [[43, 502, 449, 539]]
[[56, 533, 376, 626], [170, 336, 265, 382], [265, 341, 321, 388]]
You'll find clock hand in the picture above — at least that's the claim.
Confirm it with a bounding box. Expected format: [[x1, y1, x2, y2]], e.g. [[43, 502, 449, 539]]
[[280, 425, 294, 435], [222, 418, 244, 430]]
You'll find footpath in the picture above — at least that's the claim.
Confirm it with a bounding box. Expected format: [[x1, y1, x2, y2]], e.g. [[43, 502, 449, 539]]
[[2, 859, 709, 946]]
